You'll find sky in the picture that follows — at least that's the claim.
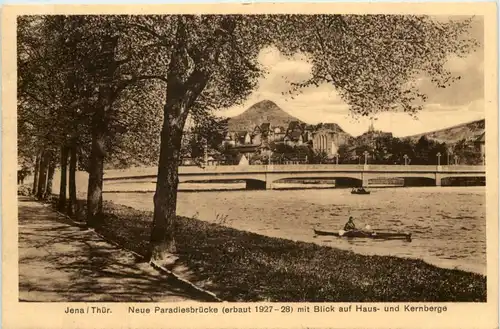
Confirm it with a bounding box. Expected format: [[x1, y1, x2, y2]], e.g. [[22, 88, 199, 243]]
[[217, 15, 485, 137]]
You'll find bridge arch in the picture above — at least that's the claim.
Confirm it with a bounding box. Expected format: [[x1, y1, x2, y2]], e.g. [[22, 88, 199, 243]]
[[179, 177, 269, 190], [269, 172, 363, 188], [178, 173, 267, 184], [367, 175, 436, 187]]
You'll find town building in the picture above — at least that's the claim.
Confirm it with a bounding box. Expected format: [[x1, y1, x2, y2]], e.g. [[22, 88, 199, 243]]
[[474, 132, 485, 158], [311, 123, 349, 156], [223, 120, 351, 164], [284, 130, 304, 146]]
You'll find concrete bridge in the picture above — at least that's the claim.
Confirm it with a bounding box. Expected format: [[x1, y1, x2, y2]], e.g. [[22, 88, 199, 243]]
[[104, 164, 486, 190]]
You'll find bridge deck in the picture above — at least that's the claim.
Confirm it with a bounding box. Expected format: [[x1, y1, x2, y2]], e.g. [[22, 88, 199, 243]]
[[104, 165, 485, 181]]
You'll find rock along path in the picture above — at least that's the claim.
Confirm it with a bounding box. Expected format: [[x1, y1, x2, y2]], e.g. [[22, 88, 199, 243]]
[[18, 196, 209, 302]]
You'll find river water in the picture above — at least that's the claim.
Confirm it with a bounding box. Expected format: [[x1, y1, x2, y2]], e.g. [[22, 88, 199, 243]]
[[102, 181, 486, 276]]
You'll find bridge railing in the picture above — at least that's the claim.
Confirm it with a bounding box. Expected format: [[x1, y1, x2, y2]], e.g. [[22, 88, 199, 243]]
[[438, 165, 485, 172], [103, 164, 486, 180], [176, 164, 485, 173]]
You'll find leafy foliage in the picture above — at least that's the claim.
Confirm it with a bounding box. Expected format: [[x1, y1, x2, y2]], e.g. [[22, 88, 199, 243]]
[[336, 134, 482, 165], [269, 15, 478, 117], [184, 114, 229, 159]]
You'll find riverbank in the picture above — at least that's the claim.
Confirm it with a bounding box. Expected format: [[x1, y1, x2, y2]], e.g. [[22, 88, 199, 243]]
[[45, 196, 486, 302]]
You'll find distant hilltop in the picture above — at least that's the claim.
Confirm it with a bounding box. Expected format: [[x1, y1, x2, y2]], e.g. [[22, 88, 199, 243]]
[[227, 100, 305, 132], [227, 100, 485, 146], [405, 119, 485, 144], [227, 99, 348, 135]]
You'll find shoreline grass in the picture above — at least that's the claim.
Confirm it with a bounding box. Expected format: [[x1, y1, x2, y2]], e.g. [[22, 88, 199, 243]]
[[44, 195, 486, 303]]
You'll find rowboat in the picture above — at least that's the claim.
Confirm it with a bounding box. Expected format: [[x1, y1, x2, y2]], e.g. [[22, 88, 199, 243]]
[[351, 190, 371, 195], [313, 228, 412, 242]]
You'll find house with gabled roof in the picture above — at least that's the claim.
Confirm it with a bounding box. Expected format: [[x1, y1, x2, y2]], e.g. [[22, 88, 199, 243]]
[[284, 130, 304, 146], [287, 121, 302, 134], [259, 122, 271, 133], [235, 131, 252, 145]]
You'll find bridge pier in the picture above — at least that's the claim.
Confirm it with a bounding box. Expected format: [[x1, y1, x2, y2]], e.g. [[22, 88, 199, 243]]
[[435, 170, 442, 186], [435, 173, 442, 186], [362, 175, 369, 188]]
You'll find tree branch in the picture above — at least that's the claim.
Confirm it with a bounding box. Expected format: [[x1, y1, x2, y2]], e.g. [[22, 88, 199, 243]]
[[115, 74, 169, 93], [123, 22, 168, 44]]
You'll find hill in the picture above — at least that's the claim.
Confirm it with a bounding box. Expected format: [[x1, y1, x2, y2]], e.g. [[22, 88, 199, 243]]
[[405, 119, 485, 144], [227, 100, 304, 132]]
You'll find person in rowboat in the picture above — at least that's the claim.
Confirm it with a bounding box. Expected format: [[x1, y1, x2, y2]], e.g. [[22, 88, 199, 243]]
[[344, 216, 356, 231]]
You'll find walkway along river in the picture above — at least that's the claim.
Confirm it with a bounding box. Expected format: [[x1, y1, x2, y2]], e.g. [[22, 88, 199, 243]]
[[100, 180, 486, 276]]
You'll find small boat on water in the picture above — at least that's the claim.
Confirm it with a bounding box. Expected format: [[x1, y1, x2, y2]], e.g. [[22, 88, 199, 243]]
[[351, 187, 370, 195], [351, 190, 371, 195], [314, 228, 412, 242]]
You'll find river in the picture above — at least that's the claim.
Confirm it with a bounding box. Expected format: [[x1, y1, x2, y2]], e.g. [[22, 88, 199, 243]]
[[102, 181, 486, 276]]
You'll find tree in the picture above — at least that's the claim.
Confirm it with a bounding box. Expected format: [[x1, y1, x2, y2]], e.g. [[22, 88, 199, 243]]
[[429, 141, 449, 165], [51, 16, 169, 225], [17, 16, 70, 201], [453, 139, 482, 165], [126, 15, 267, 264], [337, 144, 352, 164], [270, 15, 478, 117], [103, 81, 164, 169], [17, 15, 169, 220], [186, 114, 228, 160], [372, 135, 394, 164], [414, 136, 431, 164], [310, 150, 329, 164], [390, 138, 416, 164]]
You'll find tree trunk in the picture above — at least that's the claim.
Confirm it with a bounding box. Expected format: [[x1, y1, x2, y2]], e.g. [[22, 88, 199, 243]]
[[147, 17, 219, 265], [32, 152, 41, 195], [36, 151, 49, 199], [45, 158, 56, 199], [149, 111, 185, 265], [86, 107, 106, 227], [86, 34, 120, 227], [67, 143, 77, 218], [58, 146, 69, 211]]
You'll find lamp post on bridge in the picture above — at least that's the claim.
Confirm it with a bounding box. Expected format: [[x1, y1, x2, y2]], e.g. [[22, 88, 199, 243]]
[[403, 154, 409, 166], [203, 138, 208, 166], [334, 153, 339, 165], [436, 152, 441, 166], [454, 155, 458, 165], [363, 151, 369, 165], [483, 154, 485, 166]]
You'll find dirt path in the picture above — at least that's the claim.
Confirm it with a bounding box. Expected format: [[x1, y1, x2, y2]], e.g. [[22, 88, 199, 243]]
[[18, 196, 208, 302]]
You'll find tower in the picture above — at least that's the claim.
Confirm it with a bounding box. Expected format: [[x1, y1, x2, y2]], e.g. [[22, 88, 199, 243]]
[[368, 118, 375, 133]]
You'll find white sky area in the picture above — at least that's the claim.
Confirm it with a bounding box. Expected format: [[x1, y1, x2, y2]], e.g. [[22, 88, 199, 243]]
[[216, 16, 484, 137]]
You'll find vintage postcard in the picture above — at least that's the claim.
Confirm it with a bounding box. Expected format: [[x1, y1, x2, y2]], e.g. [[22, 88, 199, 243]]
[[2, 2, 498, 329]]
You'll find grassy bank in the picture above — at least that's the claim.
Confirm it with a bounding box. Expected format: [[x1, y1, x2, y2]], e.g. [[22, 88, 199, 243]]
[[44, 196, 486, 302]]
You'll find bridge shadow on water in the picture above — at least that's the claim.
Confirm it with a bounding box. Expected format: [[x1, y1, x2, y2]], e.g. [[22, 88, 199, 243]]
[[103, 187, 342, 194], [101, 175, 486, 195]]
